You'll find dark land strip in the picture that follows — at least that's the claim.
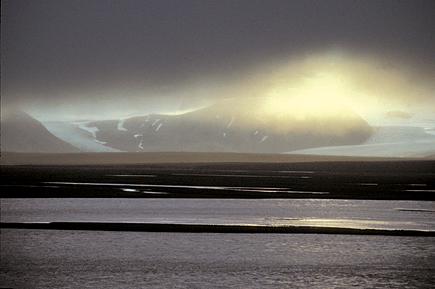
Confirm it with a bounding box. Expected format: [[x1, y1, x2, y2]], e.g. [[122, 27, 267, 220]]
[[1, 222, 434, 236], [2, 160, 434, 200]]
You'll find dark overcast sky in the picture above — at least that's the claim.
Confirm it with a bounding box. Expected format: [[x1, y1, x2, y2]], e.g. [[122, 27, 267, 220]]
[[2, 0, 435, 116]]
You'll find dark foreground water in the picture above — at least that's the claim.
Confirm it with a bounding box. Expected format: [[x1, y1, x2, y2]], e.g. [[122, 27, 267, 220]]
[[1, 198, 435, 288], [2, 229, 434, 288]]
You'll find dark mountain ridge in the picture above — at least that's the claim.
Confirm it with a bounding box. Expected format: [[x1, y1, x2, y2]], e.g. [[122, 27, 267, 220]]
[[1, 108, 80, 153]]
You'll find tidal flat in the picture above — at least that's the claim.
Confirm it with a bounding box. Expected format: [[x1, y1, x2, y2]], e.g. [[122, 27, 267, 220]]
[[2, 155, 434, 199], [1, 153, 434, 287]]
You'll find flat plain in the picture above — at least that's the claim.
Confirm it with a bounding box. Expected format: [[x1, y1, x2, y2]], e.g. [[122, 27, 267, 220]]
[[2, 152, 434, 200]]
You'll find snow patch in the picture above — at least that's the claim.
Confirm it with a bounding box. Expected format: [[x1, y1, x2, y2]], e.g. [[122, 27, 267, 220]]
[[152, 119, 160, 126], [155, 123, 163, 131], [138, 139, 144, 149], [79, 122, 99, 136], [227, 116, 235, 129], [425, 128, 435, 136], [117, 119, 127, 131], [79, 123, 108, 145], [258, 136, 268, 143]]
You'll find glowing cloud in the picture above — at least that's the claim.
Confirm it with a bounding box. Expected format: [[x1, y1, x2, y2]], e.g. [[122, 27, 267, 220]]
[[182, 49, 433, 137], [256, 50, 435, 118], [16, 48, 434, 131]]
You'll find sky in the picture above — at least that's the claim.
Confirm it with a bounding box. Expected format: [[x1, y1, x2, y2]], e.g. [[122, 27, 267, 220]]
[[2, 0, 435, 121]]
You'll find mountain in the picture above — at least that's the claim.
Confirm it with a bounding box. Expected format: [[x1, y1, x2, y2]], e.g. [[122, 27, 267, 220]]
[[1, 108, 80, 153], [83, 100, 373, 153]]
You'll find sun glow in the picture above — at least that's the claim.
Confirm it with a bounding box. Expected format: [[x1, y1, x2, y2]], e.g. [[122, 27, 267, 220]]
[[264, 71, 353, 120], [194, 49, 435, 136], [248, 49, 434, 126]]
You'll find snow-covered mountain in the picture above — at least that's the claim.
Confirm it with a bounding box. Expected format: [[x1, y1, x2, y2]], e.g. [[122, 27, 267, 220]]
[[25, 97, 434, 157], [47, 101, 373, 154]]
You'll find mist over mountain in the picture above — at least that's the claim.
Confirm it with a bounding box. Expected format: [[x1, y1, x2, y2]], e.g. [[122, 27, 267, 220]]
[[1, 108, 80, 153], [84, 100, 372, 153]]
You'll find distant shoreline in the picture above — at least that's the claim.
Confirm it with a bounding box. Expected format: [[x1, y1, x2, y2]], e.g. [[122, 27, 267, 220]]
[[0, 151, 418, 166]]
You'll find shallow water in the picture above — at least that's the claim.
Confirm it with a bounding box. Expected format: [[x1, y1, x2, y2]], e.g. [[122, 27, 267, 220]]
[[2, 229, 434, 288], [2, 198, 434, 288], [2, 198, 434, 231]]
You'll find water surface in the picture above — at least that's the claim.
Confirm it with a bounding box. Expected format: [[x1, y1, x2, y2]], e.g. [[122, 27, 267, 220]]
[[2, 198, 434, 231], [2, 198, 434, 288], [2, 229, 434, 288]]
